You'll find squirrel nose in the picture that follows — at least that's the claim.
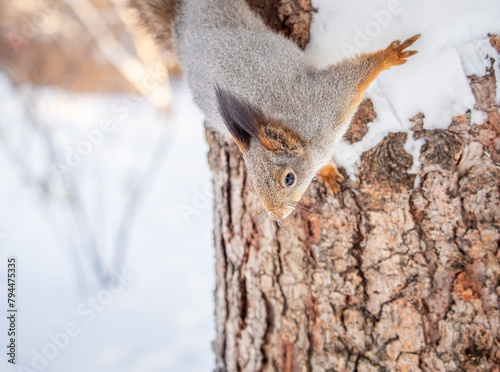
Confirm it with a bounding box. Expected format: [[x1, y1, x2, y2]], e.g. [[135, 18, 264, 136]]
[[268, 210, 284, 221]]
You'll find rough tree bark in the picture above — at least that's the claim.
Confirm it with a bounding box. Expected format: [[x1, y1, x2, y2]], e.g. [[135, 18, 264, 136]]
[[207, 2, 500, 371]]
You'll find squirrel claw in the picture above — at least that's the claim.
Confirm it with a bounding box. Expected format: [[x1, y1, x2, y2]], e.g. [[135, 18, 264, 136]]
[[400, 34, 420, 49], [385, 34, 420, 66], [317, 162, 344, 196]]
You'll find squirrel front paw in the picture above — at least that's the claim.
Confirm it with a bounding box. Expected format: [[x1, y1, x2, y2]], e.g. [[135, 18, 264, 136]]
[[384, 34, 420, 67], [317, 162, 344, 195]]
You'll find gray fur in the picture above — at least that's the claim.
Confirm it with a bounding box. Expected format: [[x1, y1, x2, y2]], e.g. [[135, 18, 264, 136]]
[[131, 0, 415, 220], [174, 0, 360, 151]]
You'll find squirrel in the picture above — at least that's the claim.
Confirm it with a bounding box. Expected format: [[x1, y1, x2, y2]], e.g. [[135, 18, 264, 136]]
[[130, 0, 419, 221]]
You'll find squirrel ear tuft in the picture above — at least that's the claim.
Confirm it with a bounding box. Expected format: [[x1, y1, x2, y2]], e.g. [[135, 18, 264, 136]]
[[215, 86, 305, 155], [215, 87, 262, 153]]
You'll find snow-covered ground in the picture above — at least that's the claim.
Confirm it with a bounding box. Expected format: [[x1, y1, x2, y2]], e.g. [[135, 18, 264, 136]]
[[0, 1, 499, 372], [308, 0, 500, 177], [0, 76, 215, 372]]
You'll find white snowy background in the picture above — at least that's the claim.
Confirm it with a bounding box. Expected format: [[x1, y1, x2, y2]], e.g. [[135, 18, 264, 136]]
[[0, 75, 215, 372], [0, 0, 499, 371]]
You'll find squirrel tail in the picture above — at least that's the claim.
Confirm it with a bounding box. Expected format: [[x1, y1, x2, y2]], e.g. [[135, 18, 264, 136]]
[[128, 0, 181, 48]]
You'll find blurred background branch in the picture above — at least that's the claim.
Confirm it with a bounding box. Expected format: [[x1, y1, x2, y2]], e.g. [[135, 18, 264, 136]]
[[0, 0, 180, 293]]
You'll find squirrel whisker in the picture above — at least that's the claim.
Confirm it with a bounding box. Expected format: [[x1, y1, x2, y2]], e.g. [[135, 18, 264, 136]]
[[130, 0, 420, 222], [291, 202, 325, 219]]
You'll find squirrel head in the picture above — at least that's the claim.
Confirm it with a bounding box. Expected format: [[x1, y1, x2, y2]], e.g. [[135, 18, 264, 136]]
[[216, 87, 318, 221]]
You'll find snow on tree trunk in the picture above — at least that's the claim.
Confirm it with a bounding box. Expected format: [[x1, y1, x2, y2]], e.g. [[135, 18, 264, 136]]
[[207, 3, 500, 371]]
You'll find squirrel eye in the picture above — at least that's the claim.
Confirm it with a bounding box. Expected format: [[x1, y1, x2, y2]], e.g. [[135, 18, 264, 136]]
[[284, 172, 295, 187]]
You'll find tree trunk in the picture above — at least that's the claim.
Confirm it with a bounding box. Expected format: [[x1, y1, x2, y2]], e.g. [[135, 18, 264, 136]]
[[207, 2, 500, 371]]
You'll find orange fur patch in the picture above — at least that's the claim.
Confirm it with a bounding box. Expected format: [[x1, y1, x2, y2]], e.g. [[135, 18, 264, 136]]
[[317, 162, 344, 195], [255, 118, 305, 155], [355, 35, 419, 103]]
